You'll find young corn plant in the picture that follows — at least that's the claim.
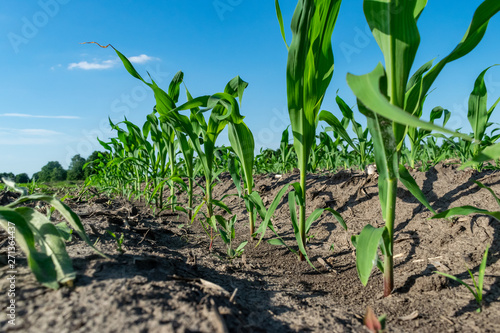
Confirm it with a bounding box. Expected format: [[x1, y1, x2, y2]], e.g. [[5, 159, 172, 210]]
[[275, 0, 346, 261], [432, 66, 500, 169], [346, 0, 500, 296], [431, 180, 500, 222], [0, 178, 106, 289], [434, 246, 489, 313], [91, 43, 257, 247], [325, 95, 373, 170], [405, 106, 450, 169], [468, 66, 500, 158]]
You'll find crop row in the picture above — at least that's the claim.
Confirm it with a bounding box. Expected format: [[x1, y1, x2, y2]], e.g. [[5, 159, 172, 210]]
[[1, 1, 500, 316]]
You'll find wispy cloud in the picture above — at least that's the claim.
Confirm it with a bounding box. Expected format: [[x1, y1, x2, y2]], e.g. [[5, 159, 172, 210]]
[[68, 59, 117, 70], [68, 54, 158, 70], [18, 129, 61, 136], [0, 113, 80, 119], [0, 128, 65, 145], [129, 54, 158, 64]]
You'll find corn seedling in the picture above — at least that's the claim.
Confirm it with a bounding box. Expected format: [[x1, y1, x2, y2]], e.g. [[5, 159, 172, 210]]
[[0, 178, 106, 289], [217, 215, 248, 258], [434, 245, 489, 313], [346, 0, 500, 296], [405, 106, 451, 169], [468, 66, 500, 159], [325, 95, 373, 170], [364, 306, 387, 333], [106, 230, 125, 253], [275, 0, 346, 261], [431, 180, 500, 222]]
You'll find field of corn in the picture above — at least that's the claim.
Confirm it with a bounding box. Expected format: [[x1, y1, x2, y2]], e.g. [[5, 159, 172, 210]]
[[2, 1, 500, 332]]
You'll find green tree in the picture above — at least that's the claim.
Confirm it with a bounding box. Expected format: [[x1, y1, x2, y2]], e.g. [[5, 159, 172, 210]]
[[67, 154, 86, 181], [38, 161, 67, 183], [15, 173, 30, 183], [0, 172, 15, 181]]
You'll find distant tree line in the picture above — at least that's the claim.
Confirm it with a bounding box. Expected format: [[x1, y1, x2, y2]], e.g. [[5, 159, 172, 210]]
[[1, 151, 103, 184]]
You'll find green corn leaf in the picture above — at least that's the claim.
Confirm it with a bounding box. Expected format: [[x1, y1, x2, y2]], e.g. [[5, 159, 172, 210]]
[[319, 110, 359, 153], [7, 194, 106, 258], [364, 0, 420, 109], [209, 216, 218, 231], [228, 122, 255, 193], [347, 63, 474, 142], [286, 0, 341, 172], [467, 265, 479, 295], [211, 199, 232, 214], [248, 191, 267, 221], [364, 0, 420, 147], [431, 206, 500, 222], [55, 222, 73, 242], [275, 0, 289, 50], [473, 181, 500, 207], [191, 202, 205, 224], [398, 164, 436, 214], [224, 75, 248, 106], [406, 59, 433, 94], [359, 99, 398, 222], [289, 191, 299, 236], [305, 208, 324, 235], [168, 71, 184, 104], [214, 215, 228, 231], [404, 59, 434, 132], [16, 207, 76, 284], [468, 65, 499, 143], [355, 224, 386, 286], [0, 207, 59, 289], [324, 207, 347, 231], [219, 228, 230, 244], [228, 156, 243, 197], [422, 0, 500, 96], [414, 0, 427, 20], [268, 238, 287, 246], [460, 142, 500, 169], [289, 191, 316, 269], [255, 183, 291, 243], [478, 245, 489, 298], [351, 235, 358, 248], [174, 206, 188, 215], [335, 95, 365, 139], [235, 241, 248, 253], [434, 271, 479, 302], [379, 227, 392, 257]]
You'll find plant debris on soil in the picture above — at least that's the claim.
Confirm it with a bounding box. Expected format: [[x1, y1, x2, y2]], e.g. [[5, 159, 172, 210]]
[[1, 162, 500, 332]]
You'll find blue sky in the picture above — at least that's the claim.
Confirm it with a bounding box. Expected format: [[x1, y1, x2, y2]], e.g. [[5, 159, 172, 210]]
[[1, 0, 500, 176]]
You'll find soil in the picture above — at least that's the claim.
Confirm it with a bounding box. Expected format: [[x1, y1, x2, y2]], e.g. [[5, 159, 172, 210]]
[[1, 161, 500, 332]]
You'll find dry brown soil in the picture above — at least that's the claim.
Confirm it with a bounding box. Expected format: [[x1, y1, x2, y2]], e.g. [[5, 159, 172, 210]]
[[1, 162, 500, 332]]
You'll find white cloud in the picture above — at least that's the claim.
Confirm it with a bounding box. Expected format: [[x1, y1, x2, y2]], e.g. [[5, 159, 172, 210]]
[[18, 129, 61, 136], [0, 113, 80, 119], [67, 54, 158, 70], [68, 59, 117, 70], [128, 54, 157, 64]]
